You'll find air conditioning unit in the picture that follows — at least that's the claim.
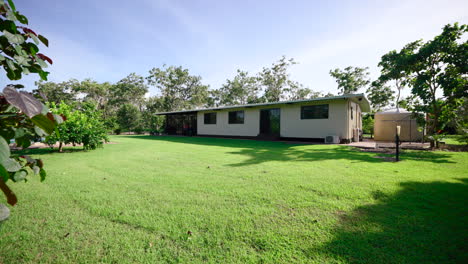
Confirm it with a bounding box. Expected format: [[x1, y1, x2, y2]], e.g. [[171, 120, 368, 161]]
[[325, 135, 340, 144]]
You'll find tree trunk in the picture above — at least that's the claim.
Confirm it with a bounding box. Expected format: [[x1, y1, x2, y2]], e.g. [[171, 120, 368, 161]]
[[58, 142, 63, 153]]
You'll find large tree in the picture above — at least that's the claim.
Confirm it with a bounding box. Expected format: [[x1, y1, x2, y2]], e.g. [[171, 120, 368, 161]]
[[379, 23, 467, 146], [329, 66, 370, 95], [111, 73, 148, 109], [258, 56, 303, 102], [366, 81, 395, 111], [217, 69, 259, 106], [33, 79, 79, 105], [146, 65, 209, 111]]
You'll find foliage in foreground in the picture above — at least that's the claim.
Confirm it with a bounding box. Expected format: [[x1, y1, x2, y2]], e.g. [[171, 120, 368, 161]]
[[0, 0, 55, 207]]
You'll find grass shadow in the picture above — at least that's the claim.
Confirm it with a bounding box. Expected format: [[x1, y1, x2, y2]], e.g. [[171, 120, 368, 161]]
[[121, 135, 456, 166], [311, 178, 468, 263], [12, 147, 87, 156]]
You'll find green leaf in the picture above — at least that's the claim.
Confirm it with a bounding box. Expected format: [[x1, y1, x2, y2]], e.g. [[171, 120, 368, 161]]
[[13, 170, 27, 182], [7, 0, 16, 12], [2, 158, 21, 172], [0, 54, 5, 61], [53, 114, 64, 124], [0, 20, 17, 33], [14, 128, 25, 138], [22, 155, 35, 164], [36, 58, 48, 68], [31, 114, 56, 135], [15, 12, 28, 25], [2, 30, 24, 44], [0, 203, 10, 222], [39, 168, 46, 181], [0, 164, 9, 182], [41, 105, 49, 115], [32, 165, 39, 175], [15, 136, 30, 149], [26, 42, 39, 56], [38, 70, 49, 81], [34, 126, 46, 137], [0, 137, 11, 163], [6, 59, 16, 71], [14, 55, 30, 66], [30, 34, 39, 45], [38, 35, 48, 47]]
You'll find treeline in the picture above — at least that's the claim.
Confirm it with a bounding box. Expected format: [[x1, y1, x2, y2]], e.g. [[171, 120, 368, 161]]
[[33, 23, 467, 147], [33, 56, 332, 134]]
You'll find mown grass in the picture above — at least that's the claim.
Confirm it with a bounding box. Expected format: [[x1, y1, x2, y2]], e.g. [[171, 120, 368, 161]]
[[442, 135, 467, 145], [1, 136, 467, 263]]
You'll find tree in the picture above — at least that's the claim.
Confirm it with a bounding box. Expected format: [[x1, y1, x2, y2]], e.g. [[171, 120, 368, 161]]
[[329, 66, 370, 94], [0, 0, 58, 210], [33, 79, 79, 104], [46, 102, 108, 152], [142, 96, 165, 134], [217, 70, 259, 106], [362, 114, 374, 138], [376, 45, 413, 109], [116, 103, 141, 132], [206, 89, 222, 107], [380, 23, 467, 147], [111, 73, 148, 109], [147, 65, 209, 111], [75, 79, 112, 110], [366, 81, 395, 111], [258, 56, 303, 102], [289, 86, 323, 100]]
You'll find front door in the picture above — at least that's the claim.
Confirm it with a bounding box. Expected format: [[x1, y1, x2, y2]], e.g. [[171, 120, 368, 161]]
[[259, 108, 280, 138]]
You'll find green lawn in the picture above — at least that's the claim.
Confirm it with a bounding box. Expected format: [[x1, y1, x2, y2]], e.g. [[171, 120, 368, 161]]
[[1, 136, 467, 263], [443, 135, 467, 145]]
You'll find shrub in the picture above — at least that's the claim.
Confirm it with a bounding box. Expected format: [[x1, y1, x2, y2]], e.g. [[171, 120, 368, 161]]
[[46, 102, 108, 151]]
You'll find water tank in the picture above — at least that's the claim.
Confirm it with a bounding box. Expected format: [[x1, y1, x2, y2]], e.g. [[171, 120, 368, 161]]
[[374, 108, 423, 142]]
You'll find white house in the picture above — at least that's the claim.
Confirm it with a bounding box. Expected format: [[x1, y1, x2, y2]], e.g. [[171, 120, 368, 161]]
[[155, 94, 370, 143]]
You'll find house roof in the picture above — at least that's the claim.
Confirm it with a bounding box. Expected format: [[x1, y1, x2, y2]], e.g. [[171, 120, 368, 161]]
[[155, 93, 371, 115]]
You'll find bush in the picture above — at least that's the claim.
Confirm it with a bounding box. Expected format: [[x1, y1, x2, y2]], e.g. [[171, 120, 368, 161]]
[[46, 102, 108, 151]]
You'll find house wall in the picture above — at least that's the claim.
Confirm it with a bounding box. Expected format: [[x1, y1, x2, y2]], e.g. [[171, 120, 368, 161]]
[[197, 108, 259, 137], [280, 100, 348, 139], [347, 101, 362, 140], [197, 99, 354, 140]]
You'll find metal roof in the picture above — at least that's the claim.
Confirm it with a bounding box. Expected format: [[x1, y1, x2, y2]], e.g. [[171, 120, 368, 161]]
[[155, 93, 371, 115]]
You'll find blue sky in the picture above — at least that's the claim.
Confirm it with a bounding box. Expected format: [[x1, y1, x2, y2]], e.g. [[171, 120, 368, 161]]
[[3, 0, 467, 96]]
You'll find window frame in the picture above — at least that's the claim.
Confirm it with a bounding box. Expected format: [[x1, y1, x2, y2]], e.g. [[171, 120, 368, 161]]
[[228, 110, 245, 124], [300, 104, 329, 120], [204, 112, 217, 125]]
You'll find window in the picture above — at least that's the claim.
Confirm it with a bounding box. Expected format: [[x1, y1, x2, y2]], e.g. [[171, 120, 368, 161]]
[[301, 104, 329, 119], [351, 106, 354, 120], [204, 113, 216, 124], [228, 110, 244, 124]]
